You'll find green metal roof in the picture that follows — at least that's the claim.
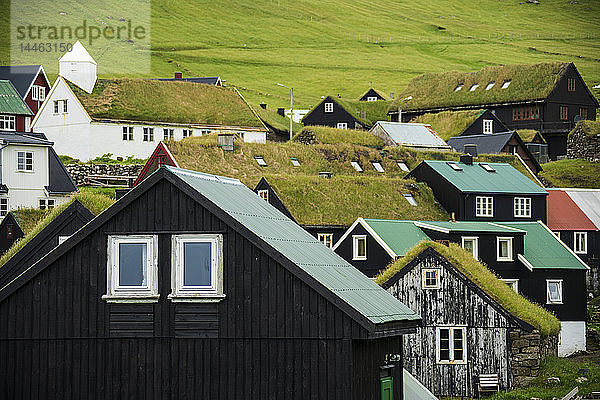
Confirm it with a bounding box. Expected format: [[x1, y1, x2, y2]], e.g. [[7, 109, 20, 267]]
[[416, 221, 526, 234], [499, 221, 588, 270], [166, 166, 421, 326], [362, 219, 431, 257], [421, 160, 547, 194], [0, 80, 32, 116]]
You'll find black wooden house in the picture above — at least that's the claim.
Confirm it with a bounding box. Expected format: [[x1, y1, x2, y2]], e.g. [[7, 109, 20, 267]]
[[0, 166, 422, 400], [359, 88, 387, 101], [302, 96, 390, 130]]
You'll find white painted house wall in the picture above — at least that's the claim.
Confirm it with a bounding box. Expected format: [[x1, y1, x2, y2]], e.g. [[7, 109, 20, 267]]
[[59, 41, 97, 94], [558, 321, 586, 357]]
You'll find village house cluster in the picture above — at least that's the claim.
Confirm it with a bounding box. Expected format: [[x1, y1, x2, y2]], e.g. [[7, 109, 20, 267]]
[[0, 41, 598, 399]]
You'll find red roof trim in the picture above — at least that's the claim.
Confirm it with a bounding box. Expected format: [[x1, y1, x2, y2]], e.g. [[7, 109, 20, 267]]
[[133, 142, 178, 186]]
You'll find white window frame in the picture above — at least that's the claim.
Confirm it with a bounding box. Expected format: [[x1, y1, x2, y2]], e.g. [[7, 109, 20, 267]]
[[336, 122, 348, 129], [546, 279, 563, 304], [475, 196, 493, 217], [0, 197, 8, 217], [0, 115, 16, 131], [257, 189, 269, 201], [53, 99, 68, 114], [372, 162, 384, 173], [497, 237, 513, 261], [183, 129, 193, 138], [483, 119, 493, 134], [422, 268, 440, 289], [501, 278, 519, 293], [318, 233, 334, 248], [17, 151, 33, 172], [350, 161, 363, 172], [352, 235, 367, 260], [513, 197, 532, 218], [163, 128, 174, 140], [501, 80, 511, 89], [324, 102, 333, 113], [485, 82, 495, 91], [169, 234, 224, 301], [461, 236, 479, 260], [103, 235, 159, 301], [31, 85, 38, 101], [366, 96, 378, 102], [143, 127, 154, 142], [436, 326, 467, 364], [574, 232, 587, 254], [122, 126, 134, 141], [469, 83, 479, 91], [39, 198, 55, 210]]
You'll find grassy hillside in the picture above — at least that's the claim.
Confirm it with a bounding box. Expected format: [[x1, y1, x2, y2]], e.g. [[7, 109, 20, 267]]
[[539, 159, 600, 188], [2, 0, 598, 108]]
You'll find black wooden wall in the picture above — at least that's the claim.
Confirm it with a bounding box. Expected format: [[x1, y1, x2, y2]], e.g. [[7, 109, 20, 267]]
[[302, 97, 363, 129], [461, 193, 547, 223], [333, 223, 394, 277], [0, 213, 24, 255]]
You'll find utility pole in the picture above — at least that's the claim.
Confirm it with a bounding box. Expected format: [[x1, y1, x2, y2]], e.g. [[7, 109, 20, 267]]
[[277, 83, 294, 141], [399, 96, 412, 122]]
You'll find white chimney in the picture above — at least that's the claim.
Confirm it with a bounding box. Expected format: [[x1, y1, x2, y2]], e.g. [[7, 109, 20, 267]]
[[59, 41, 97, 93]]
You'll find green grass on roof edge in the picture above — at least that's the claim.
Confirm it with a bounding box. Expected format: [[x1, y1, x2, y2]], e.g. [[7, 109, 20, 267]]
[[0, 191, 115, 269], [375, 241, 561, 336], [568, 119, 600, 138]]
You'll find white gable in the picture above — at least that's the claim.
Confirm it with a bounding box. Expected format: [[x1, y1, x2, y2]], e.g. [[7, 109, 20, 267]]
[[59, 41, 97, 64], [59, 41, 97, 93]]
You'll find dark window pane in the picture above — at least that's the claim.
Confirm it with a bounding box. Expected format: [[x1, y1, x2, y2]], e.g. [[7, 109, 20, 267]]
[[119, 243, 147, 286], [184, 242, 212, 286], [454, 349, 463, 361], [440, 349, 450, 361]]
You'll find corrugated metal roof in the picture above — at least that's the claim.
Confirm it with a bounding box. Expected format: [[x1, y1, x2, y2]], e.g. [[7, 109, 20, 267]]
[[416, 221, 525, 234], [363, 219, 431, 256], [546, 189, 597, 231], [373, 122, 451, 148], [0, 131, 52, 145], [563, 189, 600, 230], [167, 166, 420, 325], [498, 221, 588, 270], [421, 160, 547, 194], [404, 369, 439, 400], [0, 80, 33, 116], [447, 131, 514, 154]]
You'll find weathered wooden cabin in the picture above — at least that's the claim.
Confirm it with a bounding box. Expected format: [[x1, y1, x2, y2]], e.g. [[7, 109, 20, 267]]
[[378, 243, 560, 397], [0, 166, 422, 400], [301, 96, 390, 129], [407, 156, 548, 222]]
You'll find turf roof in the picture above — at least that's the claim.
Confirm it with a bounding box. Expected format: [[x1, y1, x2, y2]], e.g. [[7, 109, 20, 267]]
[[252, 104, 302, 134], [67, 78, 264, 127], [569, 119, 600, 138], [329, 97, 392, 126], [517, 129, 545, 144], [295, 126, 385, 148], [375, 241, 561, 335], [391, 62, 570, 112], [410, 109, 484, 141]]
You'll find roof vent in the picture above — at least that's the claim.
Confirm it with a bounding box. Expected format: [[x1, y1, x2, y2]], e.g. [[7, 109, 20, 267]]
[[459, 154, 473, 165], [319, 171, 333, 178], [464, 144, 478, 157]]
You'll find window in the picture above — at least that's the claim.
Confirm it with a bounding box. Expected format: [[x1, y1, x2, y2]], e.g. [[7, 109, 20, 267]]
[[497, 237, 513, 261], [437, 327, 466, 364], [257, 189, 269, 201], [39, 199, 55, 210], [104, 235, 159, 301], [17, 151, 33, 171], [480, 163, 496, 172], [475, 196, 493, 217], [372, 161, 384, 173], [512, 106, 540, 121], [461, 237, 479, 260], [404, 194, 417, 206], [447, 162, 463, 171], [367, 96, 378, 102], [422, 269, 440, 289], [514, 197, 531, 218], [501, 80, 511, 89], [32, 85, 45, 101], [169, 234, 224, 300], [290, 157, 301, 166], [254, 156, 267, 167], [0, 198, 7, 217], [0, 115, 16, 131], [143, 127, 154, 142], [53, 99, 68, 114], [183, 129, 193, 138], [163, 128, 174, 140], [508, 144, 518, 155], [352, 235, 367, 260], [483, 119, 493, 134], [567, 78, 576, 92], [574, 232, 587, 254], [397, 161, 409, 172], [579, 108, 588, 119], [560, 106, 568, 121], [546, 280, 563, 304], [454, 83, 463, 92], [324, 102, 333, 113], [350, 161, 363, 172], [318, 233, 334, 248], [485, 82, 495, 90], [122, 126, 133, 141], [336, 122, 348, 129], [502, 279, 519, 293], [469, 83, 479, 91]]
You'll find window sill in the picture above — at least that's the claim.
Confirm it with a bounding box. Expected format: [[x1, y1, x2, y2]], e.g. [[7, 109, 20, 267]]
[[15, 170, 34, 173], [423, 286, 441, 290], [168, 293, 226, 303], [436, 360, 467, 365], [574, 252, 587, 255], [352, 257, 367, 261], [547, 301, 563, 305], [497, 258, 513, 262], [102, 294, 159, 303]]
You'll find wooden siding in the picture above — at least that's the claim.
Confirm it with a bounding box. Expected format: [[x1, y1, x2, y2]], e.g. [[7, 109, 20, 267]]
[[333, 223, 394, 277], [386, 251, 513, 397], [302, 97, 364, 129]]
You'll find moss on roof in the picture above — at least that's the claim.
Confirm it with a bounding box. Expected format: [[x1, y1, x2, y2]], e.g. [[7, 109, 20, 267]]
[[392, 62, 569, 112], [295, 126, 385, 148], [262, 175, 448, 225], [569, 119, 600, 138], [375, 241, 561, 336], [539, 159, 600, 189], [12, 209, 49, 236], [0, 191, 115, 269], [517, 129, 545, 144], [410, 110, 484, 141], [252, 104, 302, 134], [332, 97, 392, 126], [67, 78, 264, 127]]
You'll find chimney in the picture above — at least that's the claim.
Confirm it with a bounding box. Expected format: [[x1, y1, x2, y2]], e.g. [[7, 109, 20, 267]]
[[464, 144, 478, 157], [174, 71, 182, 79], [459, 154, 473, 165], [260, 102, 267, 109]]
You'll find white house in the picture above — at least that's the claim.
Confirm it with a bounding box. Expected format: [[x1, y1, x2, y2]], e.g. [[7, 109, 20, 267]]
[[59, 41, 97, 94], [0, 132, 77, 217]]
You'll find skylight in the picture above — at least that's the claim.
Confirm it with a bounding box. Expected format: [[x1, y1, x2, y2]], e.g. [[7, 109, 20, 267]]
[[454, 83, 464, 92], [485, 81, 495, 90], [372, 162, 385, 173], [351, 161, 363, 172], [501, 80, 511, 89], [469, 84, 479, 92], [404, 194, 418, 206], [254, 156, 267, 167], [397, 161, 410, 172], [479, 163, 496, 172], [447, 162, 463, 171], [290, 157, 301, 167]]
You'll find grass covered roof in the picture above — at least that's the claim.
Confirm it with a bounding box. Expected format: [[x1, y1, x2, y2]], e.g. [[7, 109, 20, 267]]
[[569, 119, 600, 138], [375, 241, 561, 336], [295, 126, 385, 148], [329, 97, 392, 126], [392, 62, 570, 112], [410, 109, 484, 141], [517, 129, 545, 144], [68, 78, 264, 127], [539, 159, 600, 189], [252, 104, 302, 134]]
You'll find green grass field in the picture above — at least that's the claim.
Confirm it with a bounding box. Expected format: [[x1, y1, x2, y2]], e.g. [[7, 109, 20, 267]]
[[1, 0, 599, 108]]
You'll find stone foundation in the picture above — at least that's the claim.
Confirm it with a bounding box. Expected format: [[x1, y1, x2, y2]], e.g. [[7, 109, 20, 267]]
[[66, 164, 144, 186], [567, 123, 600, 162], [510, 329, 558, 387]]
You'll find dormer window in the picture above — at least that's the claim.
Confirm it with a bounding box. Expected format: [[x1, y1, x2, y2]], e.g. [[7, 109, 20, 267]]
[[469, 84, 479, 92], [0, 115, 15, 131], [371, 161, 384, 173], [501, 80, 511, 89], [324, 102, 333, 113], [367, 96, 378, 101], [454, 83, 464, 92], [17, 151, 33, 171], [485, 82, 495, 90], [351, 161, 363, 172]]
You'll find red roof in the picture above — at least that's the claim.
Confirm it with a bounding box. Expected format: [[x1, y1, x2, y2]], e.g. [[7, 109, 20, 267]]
[[546, 190, 596, 231]]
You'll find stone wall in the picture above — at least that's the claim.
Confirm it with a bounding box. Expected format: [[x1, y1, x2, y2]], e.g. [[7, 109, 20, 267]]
[[567, 125, 600, 162], [66, 164, 144, 186], [292, 130, 317, 145], [510, 328, 558, 387]]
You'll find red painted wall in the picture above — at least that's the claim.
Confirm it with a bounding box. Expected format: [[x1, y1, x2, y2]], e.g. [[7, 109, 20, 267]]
[[24, 72, 50, 116]]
